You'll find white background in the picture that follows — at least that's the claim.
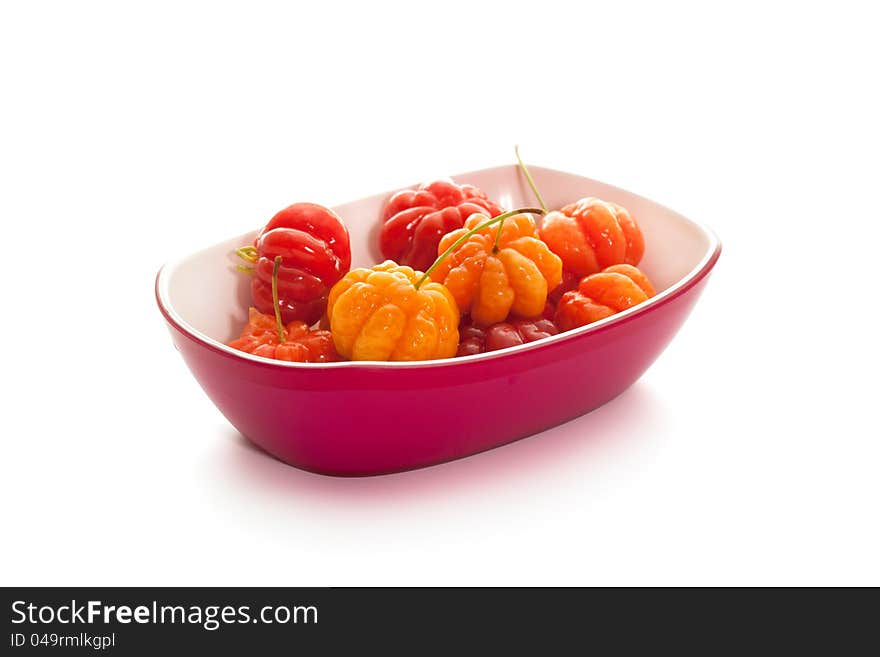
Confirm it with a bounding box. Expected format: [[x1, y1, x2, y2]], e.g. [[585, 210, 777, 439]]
[[2, 1, 878, 586]]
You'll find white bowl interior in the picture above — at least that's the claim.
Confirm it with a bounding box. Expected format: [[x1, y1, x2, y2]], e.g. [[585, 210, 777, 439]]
[[159, 165, 716, 348]]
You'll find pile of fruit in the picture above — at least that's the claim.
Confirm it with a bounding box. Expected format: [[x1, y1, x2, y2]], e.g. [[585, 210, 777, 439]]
[[229, 150, 655, 363]]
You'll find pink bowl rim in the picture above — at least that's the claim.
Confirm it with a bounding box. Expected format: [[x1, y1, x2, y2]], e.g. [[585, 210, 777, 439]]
[[155, 166, 722, 370]]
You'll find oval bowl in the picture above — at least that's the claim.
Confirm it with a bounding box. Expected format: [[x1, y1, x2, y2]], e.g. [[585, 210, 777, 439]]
[[156, 165, 721, 476]]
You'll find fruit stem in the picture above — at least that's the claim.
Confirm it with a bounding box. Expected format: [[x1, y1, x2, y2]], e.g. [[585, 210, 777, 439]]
[[492, 216, 505, 254], [415, 207, 545, 289], [272, 255, 286, 343], [515, 145, 548, 213], [235, 246, 258, 263], [234, 246, 258, 274]]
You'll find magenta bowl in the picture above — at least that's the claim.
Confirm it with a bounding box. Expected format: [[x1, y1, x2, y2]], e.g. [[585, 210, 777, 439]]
[[156, 165, 721, 476]]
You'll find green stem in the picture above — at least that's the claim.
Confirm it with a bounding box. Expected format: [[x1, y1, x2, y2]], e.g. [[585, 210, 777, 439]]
[[415, 207, 545, 289], [272, 255, 286, 343], [235, 246, 258, 263], [234, 246, 258, 274], [515, 145, 548, 213], [492, 217, 505, 253]]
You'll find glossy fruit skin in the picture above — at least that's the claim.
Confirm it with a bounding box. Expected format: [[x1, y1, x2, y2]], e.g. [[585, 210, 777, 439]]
[[228, 308, 338, 362], [430, 212, 562, 327], [326, 261, 459, 361], [458, 315, 559, 356], [251, 203, 351, 326], [549, 270, 580, 304], [541, 198, 645, 279], [555, 264, 656, 332], [380, 179, 504, 272]]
